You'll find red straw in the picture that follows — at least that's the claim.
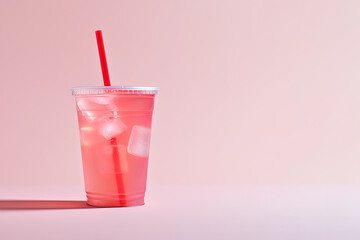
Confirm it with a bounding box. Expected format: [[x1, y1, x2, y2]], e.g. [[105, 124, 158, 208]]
[[95, 30, 111, 86], [95, 30, 126, 206]]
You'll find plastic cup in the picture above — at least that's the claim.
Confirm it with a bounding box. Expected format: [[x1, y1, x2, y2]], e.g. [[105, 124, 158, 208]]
[[71, 86, 159, 207]]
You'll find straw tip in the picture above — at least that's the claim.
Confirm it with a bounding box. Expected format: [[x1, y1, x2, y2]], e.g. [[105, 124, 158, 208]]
[[95, 30, 102, 33]]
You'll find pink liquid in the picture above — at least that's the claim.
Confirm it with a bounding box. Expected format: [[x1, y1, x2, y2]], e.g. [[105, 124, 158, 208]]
[[75, 94, 155, 207]]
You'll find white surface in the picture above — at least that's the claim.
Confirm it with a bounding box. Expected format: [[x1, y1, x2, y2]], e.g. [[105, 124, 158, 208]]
[[0, 185, 360, 240]]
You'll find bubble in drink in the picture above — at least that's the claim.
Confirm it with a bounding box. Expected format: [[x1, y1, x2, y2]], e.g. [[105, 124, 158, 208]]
[[98, 118, 127, 140], [127, 125, 151, 157]]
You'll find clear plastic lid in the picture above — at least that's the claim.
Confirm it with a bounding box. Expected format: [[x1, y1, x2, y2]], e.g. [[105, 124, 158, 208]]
[[71, 86, 159, 95]]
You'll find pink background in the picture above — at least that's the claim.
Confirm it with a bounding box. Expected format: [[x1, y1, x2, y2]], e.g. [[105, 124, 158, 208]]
[[1, 0, 360, 187], [1, 1, 360, 239]]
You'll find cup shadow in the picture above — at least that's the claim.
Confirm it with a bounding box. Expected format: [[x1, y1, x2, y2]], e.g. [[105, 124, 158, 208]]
[[0, 200, 95, 210]]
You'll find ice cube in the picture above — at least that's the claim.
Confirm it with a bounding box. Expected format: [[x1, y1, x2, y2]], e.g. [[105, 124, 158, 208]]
[[98, 118, 127, 140], [77, 97, 117, 121], [76, 99, 94, 111], [77, 97, 116, 110], [80, 126, 95, 146], [127, 126, 151, 157], [92, 97, 114, 105], [77, 99, 96, 121], [82, 111, 96, 121]]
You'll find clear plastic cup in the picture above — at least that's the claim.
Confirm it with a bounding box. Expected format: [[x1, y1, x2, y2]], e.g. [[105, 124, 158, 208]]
[[71, 86, 159, 207]]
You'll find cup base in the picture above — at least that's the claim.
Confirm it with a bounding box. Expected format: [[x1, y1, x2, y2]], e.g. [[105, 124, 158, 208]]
[[86, 192, 145, 207], [86, 201, 145, 208]]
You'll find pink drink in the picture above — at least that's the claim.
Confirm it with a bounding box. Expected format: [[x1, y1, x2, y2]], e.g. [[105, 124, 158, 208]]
[[71, 86, 158, 207]]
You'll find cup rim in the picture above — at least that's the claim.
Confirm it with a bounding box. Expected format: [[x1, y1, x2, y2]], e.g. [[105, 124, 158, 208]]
[[71, 86, 159, 95]]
